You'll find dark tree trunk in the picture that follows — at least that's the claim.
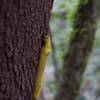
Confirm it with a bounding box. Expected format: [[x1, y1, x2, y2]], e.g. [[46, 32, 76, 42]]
[[0, 0, 53, 100], [55, 0, 96, 100]]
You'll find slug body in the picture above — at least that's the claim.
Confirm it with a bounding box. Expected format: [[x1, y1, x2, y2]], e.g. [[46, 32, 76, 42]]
[[33, 36, 51, 99]]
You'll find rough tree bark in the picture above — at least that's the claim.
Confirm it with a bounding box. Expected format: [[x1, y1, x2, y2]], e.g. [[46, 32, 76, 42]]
[[55, 0, 96, 100], [0, 0, 53, 100]]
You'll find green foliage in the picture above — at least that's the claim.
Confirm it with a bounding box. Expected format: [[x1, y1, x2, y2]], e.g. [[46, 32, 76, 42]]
[[76, 96, 86, 100], [45, 0, 100, 99]]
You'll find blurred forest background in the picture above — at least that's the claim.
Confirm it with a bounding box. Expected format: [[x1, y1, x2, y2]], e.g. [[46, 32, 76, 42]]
[[40, 0, 100, 100]]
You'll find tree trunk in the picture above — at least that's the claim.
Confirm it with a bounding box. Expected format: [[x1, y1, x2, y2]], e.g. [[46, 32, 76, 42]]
[[55, 0, 96, 100], [0, 0, 53, 100]]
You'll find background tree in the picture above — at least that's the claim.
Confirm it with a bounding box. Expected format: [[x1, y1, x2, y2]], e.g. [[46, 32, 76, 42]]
[[0, 0, 53, 100], [55, 0, 96, 100]]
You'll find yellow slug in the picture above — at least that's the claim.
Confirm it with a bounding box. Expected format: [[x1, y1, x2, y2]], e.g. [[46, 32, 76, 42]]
[[33, 36, 52, 99]]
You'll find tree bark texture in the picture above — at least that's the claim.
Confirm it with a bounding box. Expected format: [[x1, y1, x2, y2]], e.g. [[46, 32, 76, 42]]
[[0, 0, 53, 100], [55, 0, 96, 100]]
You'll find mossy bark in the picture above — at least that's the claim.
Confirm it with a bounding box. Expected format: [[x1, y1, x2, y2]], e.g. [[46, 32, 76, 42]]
[[55, 0, 96, 100], [0, 0, 53, 100]]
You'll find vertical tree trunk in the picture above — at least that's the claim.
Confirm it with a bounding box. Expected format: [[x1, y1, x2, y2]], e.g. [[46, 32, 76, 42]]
[[0, 0, 53, 100], [55, 0, 96, 100]]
